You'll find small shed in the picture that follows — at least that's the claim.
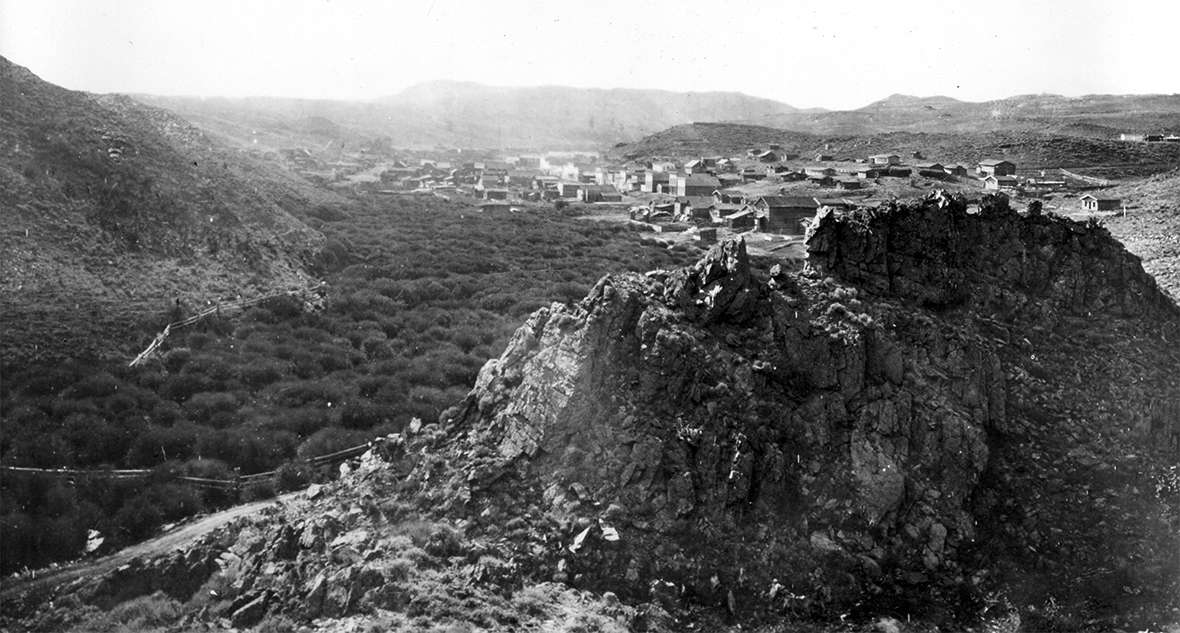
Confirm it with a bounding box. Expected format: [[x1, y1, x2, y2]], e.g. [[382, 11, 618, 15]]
[[1080, 194, 1122, 211], [983, 175, 1018, 191], [978, 159, 1016, 177], [868, 153, 900, 166], [724, 209, 756, 229]]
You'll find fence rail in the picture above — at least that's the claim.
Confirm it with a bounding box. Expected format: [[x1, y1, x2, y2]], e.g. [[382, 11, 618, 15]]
[[0, 436, 385, 491], [128, 283, 325, 367]]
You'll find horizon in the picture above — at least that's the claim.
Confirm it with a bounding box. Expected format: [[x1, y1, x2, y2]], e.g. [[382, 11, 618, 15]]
[[8, 58, 1179, 113], [2, 0, 1179, 110]]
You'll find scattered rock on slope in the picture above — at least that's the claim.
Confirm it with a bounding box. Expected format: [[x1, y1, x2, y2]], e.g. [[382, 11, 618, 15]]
[[5, 193, 1178, 632]]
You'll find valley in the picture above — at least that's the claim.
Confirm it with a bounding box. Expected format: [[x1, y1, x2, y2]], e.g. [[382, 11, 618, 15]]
[[1, 54, 1179, 633]]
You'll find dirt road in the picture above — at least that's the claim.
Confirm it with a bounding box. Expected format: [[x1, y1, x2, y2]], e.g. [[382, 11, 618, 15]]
[[0, 491, 302, 604]]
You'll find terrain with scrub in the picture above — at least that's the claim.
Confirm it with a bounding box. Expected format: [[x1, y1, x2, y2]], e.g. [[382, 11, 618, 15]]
[[2, 56, 1180, 632]]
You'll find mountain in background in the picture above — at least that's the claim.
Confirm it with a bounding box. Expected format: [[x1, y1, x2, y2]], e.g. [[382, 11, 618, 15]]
[[739, 92, 1180, 137], [137, 84, 1180, 154], [0, 56, 329, 365], [138, 81, 803, 150]]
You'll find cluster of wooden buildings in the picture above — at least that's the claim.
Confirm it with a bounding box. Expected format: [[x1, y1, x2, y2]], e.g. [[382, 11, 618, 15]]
[[631, 188, 863, 237], [284, 141, 1125, 218]]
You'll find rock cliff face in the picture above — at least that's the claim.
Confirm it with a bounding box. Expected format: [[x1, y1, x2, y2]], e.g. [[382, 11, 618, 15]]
[[419, 192, 1179, 616], [5, 194, 1178, 631]]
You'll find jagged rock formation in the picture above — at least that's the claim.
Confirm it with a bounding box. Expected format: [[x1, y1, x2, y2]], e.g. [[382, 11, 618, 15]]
[[4, 194, 1178, 632]]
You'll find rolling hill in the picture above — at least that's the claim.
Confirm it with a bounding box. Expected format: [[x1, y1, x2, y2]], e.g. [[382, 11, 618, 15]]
[[612, 123, 1180, 178], [1102, 169, 1180, 297], [741, 92, 1180, 137], [0, 56, 329, 365]]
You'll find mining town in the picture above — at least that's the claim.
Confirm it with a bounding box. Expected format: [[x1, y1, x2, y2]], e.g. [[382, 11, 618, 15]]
[[2, 3, 1179, 633]]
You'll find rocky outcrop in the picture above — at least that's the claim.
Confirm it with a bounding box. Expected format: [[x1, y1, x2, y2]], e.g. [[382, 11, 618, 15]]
[[5, 194, 1177, 631], [805, 191, 1178, 321], [413, 193, 1179, 621]]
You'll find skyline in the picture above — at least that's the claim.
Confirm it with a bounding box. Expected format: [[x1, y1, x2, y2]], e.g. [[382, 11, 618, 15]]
[[1, 0, 1178, 110]]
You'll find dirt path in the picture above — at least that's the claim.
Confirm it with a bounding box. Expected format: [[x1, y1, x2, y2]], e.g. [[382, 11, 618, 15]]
[[0, 492, 301, 604]]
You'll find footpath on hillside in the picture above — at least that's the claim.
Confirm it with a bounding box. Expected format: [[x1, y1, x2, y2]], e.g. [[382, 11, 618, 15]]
[[0, 491, 301, 602]]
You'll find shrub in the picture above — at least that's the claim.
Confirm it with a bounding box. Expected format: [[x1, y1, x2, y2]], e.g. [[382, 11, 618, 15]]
[[162, 347, 192, 372], [107, 591, 184, 628], [275, 461, 313, 492], [297, 427, 370, 460], [62, 372, 121, 399], [340, 400, 393, 430], [184, 391, 240, 424], [242, 478, 276, 501], [239, 361, 287, 388]]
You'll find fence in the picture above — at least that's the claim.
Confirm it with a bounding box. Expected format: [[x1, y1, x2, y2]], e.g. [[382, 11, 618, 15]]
[[128, 283, 326, 367], [0, 437, 379, 492]]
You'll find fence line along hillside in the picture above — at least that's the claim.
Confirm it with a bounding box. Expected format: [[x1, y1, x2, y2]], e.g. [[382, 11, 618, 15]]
[[128, 283, 326, 367], [0, 435, 388, 491]]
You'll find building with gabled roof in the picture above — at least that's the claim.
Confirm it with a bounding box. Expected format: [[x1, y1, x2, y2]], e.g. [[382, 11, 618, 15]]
[[754, 196, 820, 235], [673, 173, 722, 197], [1080, 194, 1121, 211], [869, 153, 900, 166], [978, 159, 1016, 176]]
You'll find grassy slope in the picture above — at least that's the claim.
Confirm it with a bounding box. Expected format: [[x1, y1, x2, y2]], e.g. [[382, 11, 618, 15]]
[[1102, 169, 1180, 298], [743, 93, 1180, 137], [0, 57, 329, 365]]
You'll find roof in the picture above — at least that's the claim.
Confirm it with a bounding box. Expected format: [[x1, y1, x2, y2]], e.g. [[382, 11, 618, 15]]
[[1080, 194, 1120, 202], [869, 153, 899, 158], [817, 198, 857, 207], [758, 196, 819, 208], [979, 159, 1014, 166], [678, 196, 715, 208], [684, 174, 722, 186]]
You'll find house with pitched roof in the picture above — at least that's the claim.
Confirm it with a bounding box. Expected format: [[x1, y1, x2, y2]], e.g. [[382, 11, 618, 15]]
[[673, 173, 722, 197], [1080, 194, 1122, 211], [753, 196, 820, 235], [978, 159, 1016, 177]]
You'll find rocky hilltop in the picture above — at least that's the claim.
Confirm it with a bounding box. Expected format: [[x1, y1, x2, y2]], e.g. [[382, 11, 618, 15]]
[[5, 194, 1178, 632]]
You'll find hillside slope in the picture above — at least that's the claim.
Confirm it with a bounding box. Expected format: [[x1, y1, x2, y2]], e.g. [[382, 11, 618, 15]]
[[7, 194, 1177, 632], [0, 56, 327, 364], [614, 124, 1180, 178], [1103, 169, 1180, 296], [744, 93, 1180, 137], [139, 82, 802, 150]]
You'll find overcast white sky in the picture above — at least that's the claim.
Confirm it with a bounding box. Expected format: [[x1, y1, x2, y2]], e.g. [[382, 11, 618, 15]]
[[1, 0, 1177, 110]]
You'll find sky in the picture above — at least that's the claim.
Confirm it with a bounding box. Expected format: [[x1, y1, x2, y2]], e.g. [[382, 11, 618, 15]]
[[1, 0, 1178, 110]]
